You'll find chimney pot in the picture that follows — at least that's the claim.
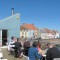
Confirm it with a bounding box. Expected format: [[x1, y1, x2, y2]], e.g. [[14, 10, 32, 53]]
[[12, 8, 14, 15]]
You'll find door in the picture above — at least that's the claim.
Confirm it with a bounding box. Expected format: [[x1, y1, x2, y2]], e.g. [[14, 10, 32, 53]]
[[2, 30, 7, 46]]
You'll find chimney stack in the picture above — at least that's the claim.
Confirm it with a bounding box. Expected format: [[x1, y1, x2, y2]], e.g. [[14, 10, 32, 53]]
[[12, 8, 14, 15]]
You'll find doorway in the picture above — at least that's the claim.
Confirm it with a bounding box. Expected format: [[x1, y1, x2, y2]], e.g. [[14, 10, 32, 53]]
[[2, 30, 8, 46]]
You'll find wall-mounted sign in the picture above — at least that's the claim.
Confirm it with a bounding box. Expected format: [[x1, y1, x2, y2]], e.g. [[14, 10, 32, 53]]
[[16, 16, 19, 19]]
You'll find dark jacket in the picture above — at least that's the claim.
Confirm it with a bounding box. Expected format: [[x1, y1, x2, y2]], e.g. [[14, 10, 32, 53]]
[[14, 42, 22, 58], [14, 42, 22, 50], [46, 47, 60, 60], [28, 47, 42, 60]]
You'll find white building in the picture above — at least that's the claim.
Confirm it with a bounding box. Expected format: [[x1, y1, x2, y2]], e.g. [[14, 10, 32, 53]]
[[20, 23, 37, 38], [37, 28, 60, 39]]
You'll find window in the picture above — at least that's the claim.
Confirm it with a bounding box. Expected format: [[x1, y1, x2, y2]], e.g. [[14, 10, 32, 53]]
[[33, 33, 34, 35], [25, 32, 27, 35]]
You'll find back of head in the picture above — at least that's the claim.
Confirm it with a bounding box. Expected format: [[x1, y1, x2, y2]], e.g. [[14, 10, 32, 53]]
[[17, 38, 20, 42], [47, 43, 55, 48], [32, 41, 38, 47], [11, 36, 14, 40], [47, 43, 50, 46]]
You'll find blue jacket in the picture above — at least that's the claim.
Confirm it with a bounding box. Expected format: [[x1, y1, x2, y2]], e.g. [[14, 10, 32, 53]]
[[28, 47, 42, 60]]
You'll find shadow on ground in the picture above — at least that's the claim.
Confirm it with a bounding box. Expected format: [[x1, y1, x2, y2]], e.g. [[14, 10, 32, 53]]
[[1, 48, 24, 60]]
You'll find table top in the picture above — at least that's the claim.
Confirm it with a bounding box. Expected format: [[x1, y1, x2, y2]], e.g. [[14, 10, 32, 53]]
[[0, 52, 3, 58]]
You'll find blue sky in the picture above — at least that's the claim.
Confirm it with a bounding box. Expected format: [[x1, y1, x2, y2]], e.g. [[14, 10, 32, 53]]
[[0, 0, 60, 31]]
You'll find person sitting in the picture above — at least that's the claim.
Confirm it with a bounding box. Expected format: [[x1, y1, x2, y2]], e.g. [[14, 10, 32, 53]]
[[46, 43, 60, 60], [28, 41, 43, 60], [23, 39, 30, 56], [8, 36, 16, 55], [13, 38, 22, 58]]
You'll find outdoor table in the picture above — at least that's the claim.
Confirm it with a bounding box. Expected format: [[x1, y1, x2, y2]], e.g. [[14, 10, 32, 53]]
[[0, 59, 7, 60], [10, 45, 15, 47]]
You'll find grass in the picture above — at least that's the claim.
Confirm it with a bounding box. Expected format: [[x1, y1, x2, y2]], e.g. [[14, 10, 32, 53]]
[[1, 48, 24, 60]]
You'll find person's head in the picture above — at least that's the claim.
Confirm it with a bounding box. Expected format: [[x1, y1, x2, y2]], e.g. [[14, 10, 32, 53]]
[[37, 40, 41, 47], [17, 38, 20, 42], [25, 39, 28, 41], [13, 37, 17, 42], [11, 36, 14, 40], [25, 38, 28, 41], [47, 43, 55, 48], [32, 41, 38, 47], [14, 37, 17, 42]]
